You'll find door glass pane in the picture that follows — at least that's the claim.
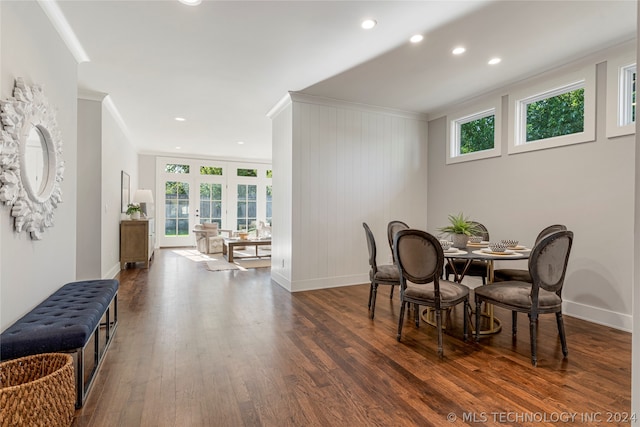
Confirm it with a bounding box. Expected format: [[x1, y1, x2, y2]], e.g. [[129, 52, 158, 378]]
[[266, 185, 272, 224], [199, 183, 222, 226], [236, 184, 257, 232], [165, 181, 189, 237]]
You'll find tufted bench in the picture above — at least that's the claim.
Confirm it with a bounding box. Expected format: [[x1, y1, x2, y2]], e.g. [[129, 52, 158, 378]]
[[0, 279, 118, 408]]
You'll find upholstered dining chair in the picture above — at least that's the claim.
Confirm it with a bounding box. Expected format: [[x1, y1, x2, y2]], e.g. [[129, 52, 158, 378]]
[[474, 230, 573, 366], [363, 222, 401, 319], [386, 220, 409, 300], [394, 229, 470, 357], [493, 224, 567, 283], [445, 221, 490, 284]]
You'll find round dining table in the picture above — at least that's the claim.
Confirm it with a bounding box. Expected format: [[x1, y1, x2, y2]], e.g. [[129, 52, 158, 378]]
[[424, 242, 532, 335]]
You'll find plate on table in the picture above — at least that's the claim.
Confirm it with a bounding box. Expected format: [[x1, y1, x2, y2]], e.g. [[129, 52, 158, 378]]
[[443, 248, 467, 255], [467, 241, 489, 247], [507, 245, 529, 251], [480, 248, 516, 255]]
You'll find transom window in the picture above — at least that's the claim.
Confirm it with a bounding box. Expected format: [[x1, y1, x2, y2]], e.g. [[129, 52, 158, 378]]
[[446, 101, 501, 164], [619, 64, 636, 127], [200, 166, 223, 175], [165, 164, 190, 174], [509, 65, 595, 154]]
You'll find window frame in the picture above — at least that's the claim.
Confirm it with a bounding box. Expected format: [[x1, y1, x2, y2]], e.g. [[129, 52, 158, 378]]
[[606, 51, 636, 138], [508, 65, 596, 155], [446, 99, 502, 165]]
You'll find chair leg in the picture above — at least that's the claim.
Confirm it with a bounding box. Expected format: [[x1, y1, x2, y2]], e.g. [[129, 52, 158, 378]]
[[397, 300, 406, 341], [414, 305, 420, 327], [370, 283, 378, 319], [529, 313, 538, 366], [463, 300, 469, 341], [367, 282, 373, 309], [556, 312, 569, 357], [389, 285, 394, 300], [436, 309, 443, 357], [475, 300, 482, 342], [512, 311, 518, 337]]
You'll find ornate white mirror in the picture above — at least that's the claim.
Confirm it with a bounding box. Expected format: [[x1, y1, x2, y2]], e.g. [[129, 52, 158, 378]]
[[0, 78, 64, 240]]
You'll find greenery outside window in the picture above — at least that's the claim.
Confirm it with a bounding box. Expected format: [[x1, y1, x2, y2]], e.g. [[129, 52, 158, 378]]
[[165, 164, 190, 174], [200, 166, 223, 175], [447, 101, 501, 164], [509, 65, 595, 154]]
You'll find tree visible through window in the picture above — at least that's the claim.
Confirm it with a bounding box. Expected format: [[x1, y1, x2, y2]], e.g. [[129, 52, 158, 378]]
[[460, 115, 495, 154], [525, 88, 584, 142]]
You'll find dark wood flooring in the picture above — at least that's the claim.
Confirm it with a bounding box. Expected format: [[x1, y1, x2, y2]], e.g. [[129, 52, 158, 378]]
[[72, 248, 631, 426]]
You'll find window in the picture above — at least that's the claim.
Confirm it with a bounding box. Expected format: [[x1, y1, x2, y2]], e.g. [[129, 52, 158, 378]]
[[165, 164, 190, 173], [164, 181, 190, 236], [509, 65, 595, 154], [237, 168, 257, 177], [266, 185, 272, 224], [199, 183, 222, 226], [446, 100, 501, 164], [200, 166, 223, 175], [236, 184, 257, 231], [524, 86, 584, 142], [606, 50, 636, 138]]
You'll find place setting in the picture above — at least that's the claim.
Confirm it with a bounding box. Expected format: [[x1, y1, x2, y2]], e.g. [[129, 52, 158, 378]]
[[473, 240, 529, 257], [439, 239, 467, 255]]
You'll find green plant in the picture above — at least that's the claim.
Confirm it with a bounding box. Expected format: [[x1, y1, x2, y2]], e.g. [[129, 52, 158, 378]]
[[438, 212, 479, 236], [126, 203, 141, 215]]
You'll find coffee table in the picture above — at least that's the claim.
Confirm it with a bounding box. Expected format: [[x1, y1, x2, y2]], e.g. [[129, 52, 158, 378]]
[[222, 238, 272, 263]]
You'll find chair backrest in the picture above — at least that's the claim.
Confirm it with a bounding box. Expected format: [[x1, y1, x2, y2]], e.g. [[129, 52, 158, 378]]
[[387, 221, 409, 262], [471, 221, 490, 241], [362, 222, 378, 270], [535, 224, 567, 244], [529, 230, 573, 297], [394, 229, 443, 286]]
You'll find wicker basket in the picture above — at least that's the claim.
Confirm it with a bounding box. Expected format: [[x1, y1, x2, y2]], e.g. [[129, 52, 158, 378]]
[[0, 353, 75, 427]]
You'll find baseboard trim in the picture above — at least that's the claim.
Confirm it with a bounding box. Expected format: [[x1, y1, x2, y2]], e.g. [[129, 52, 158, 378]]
[[289, 274, 368, 293], [563, 300, 632, 332]]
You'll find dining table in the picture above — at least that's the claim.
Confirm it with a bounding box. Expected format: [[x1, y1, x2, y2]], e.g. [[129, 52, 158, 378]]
[[422, 241, 532, 335]]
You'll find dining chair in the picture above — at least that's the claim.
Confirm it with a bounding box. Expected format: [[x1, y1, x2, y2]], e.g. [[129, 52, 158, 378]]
[[493, 224, 567, 283], [394, 229, 470, 357], [386, 220, 409, 300], [474, 230, 573, 366], [445, 221, 490, 284], [363, 222, 401, 319]]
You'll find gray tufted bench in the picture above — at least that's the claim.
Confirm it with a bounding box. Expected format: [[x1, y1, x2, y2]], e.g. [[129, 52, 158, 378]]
[[0, 279, 118, 407]]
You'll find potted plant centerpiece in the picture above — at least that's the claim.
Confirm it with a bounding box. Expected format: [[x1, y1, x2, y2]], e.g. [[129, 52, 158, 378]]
[[438, 212, 479, 249], [126, 203, 141, 220]]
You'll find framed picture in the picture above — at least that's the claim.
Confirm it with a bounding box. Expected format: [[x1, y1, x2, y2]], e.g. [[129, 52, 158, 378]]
[[121, 171, 130, 213]]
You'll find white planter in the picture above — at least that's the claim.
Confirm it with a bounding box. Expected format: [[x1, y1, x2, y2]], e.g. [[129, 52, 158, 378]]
[[452, 233, 469, 249], [130, 211, 140, 220]]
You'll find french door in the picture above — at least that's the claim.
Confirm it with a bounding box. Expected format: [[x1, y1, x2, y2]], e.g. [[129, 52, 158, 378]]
[[156, 157, 271, 248]]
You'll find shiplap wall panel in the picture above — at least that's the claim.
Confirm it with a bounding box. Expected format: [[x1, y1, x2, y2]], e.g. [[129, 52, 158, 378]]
[[287, 98, 427, 291]]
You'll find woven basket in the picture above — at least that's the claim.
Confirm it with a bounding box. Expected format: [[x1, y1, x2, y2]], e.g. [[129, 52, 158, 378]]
[[0, 353, 75, 427]]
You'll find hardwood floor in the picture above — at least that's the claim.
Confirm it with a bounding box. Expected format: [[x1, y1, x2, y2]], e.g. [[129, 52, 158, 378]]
[[73, 248, 631, 426]]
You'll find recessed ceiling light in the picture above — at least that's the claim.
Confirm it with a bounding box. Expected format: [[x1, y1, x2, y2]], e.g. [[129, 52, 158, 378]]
[[361, 19, 377, 30], [410, 34, 424, 43], [175, 117, 186, 122], [175, 146, 181, 150], [488, 57, 502, 65], [452, 46, 466, 55], [237, 141, 245, 145], [178, 0, 202, 6]]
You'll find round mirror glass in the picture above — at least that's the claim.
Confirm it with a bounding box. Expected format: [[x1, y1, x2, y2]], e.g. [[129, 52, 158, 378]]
[[24, 125, 49, 196]]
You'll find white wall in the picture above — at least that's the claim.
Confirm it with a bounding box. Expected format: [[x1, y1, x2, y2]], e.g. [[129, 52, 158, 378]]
[[77, 96, 104, 280], [0, 1, 78, 329], [269, 94, 429, 292], [102, 105, 138, 278], [427, 48, 635, 331]]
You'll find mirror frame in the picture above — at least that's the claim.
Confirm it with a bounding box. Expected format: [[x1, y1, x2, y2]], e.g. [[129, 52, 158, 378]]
[[0, 78, 65, 240]]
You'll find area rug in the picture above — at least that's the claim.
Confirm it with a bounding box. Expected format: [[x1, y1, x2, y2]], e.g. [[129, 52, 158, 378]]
[[206, 258, 271, 272]]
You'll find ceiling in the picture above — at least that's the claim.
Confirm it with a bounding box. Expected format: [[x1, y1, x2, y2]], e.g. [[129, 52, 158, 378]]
[[55, 0, 636, 161]]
